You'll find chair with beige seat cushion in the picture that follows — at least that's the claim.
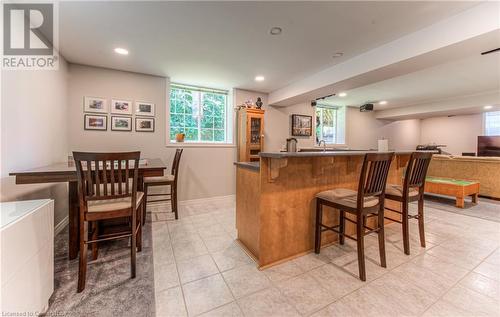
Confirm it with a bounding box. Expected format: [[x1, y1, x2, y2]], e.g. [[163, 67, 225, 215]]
[[143, 149, 183, 220], [315, 152, 394, 281], [384, 151, 433, 255], [73, 151, 144, 293]]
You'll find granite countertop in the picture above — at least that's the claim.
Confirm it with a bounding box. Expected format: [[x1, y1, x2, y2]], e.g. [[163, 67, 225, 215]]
[[234, 161, 260, 171], [259, 150, 433, 159]]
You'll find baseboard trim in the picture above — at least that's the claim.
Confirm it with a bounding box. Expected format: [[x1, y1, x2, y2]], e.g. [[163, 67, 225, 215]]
[[54, 216, 69, 236], [178, 194, 235, 206]]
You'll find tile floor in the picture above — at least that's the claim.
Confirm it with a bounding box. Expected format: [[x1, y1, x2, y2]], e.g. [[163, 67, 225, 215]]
[[151, 196, 500, 317]]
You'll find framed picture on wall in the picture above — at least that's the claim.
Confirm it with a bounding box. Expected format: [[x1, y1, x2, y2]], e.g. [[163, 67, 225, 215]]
[[111, 116, 132, 131], [84, 96, 108, 113], [291, 114, 312, 136], [84, 114, 107, 131], [111, 99, 133, 115], [135, 101, 155, 116], [135, 117, 154, 132]]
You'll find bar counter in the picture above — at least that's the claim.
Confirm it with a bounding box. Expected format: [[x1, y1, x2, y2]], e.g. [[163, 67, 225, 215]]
[[235, 150, 414, 269]]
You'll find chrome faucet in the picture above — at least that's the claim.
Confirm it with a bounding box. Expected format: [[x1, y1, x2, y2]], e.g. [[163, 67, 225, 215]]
[[318, 140, 327, 152]]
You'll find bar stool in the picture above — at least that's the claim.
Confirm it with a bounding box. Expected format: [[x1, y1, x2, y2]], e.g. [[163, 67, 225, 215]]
[[384, 152, 433, 255], [143, 149, 183, 221], [315, 152, 394, 281]]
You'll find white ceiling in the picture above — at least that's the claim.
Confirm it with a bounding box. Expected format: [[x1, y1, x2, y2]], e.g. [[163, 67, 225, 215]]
[[320, 50, 500, 110], [58, 1, 479, 92]]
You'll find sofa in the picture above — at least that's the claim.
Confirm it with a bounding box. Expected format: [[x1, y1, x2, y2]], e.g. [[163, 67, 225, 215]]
[[427, 154, 500, 199]]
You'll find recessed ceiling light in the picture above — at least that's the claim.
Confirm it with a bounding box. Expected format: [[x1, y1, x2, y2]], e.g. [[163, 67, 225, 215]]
[[484, 105, 493, 110], [338, 92, 347, 97], [255, 75, 265, 82], [332, 52, 344, 58], [270, 27, 282, 35], [114, 47, 129, 55], [378, 100, 388, 105]]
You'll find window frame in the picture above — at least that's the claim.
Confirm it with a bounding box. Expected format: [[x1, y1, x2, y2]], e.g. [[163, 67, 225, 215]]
[[314, 104, 346, 146], [167, 83, 235, 148], [483, 111, 500, 136]]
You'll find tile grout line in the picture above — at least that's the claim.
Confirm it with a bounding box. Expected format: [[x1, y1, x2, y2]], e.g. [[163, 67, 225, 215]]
[[418, 245, 500, 316]]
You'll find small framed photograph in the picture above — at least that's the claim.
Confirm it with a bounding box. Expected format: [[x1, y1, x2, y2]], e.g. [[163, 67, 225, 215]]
[[111, 99, 133, 115], [111, 116, 132, 131], [84, 96, 107, 113], [84, 114, 107, 131], [135, 117, 155, 132], [135, 101, 155, 117], [291, 114, 312, 136]]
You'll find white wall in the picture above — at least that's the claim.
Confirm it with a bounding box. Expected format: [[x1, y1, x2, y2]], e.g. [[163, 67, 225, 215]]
[[420, 114, 483, 155], [1, 59, 69, 226], [263, 102, 422, 151], [68, 64, 237, 201]]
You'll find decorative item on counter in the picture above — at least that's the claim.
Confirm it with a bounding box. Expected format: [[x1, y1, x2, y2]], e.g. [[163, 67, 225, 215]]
[[175, 132, 185, 142], [378, 139, 389, 152], [68, 155, 75, 167], [255, 97, 263, 109], [244, 99, 254, 108]]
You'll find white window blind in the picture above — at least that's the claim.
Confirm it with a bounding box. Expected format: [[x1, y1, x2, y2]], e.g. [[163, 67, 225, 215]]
[[484, 111, 500, 136]]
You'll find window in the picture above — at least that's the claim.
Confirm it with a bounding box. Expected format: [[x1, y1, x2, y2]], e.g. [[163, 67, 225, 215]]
[[169, 84, 229, 143], [315, 105, 346, 144], [484, 111, 500, 136]]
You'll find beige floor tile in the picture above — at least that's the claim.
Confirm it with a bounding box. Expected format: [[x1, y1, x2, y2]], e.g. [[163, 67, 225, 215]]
[[203, 234, 236, 254], [411, 253, 469, 283], [222, 264, 272, 298], [427, 243, 491, 270], [459, 272, 500, 301], [177, 254, 219, 284], [440, 285, 500, 316], [370, 272, 438, 315], [313, 285, 408, 317], [263, 261, 304, 283], [309, 263, 364, 300], [276, 273, 335, 316], [156, 286, 187, 317], [422, 298, 476, 317], [212, 245, 254, 272], [172, 237, 209, 261], [318, 244, 348, 261], [154, 244, 176, 266], [391, 261, 455, 297], [155, 262, 180, 292], [364, 241, 411, 269], [182, 274, 234, 316], [237, 287, 300, 317], [199, 302, 243, 317], [197, 224, 228, 239], [292, 253, 331, 272], [474, 261, 500, 282], [485, 248, 500, 266], [331, 252, 388, 282]]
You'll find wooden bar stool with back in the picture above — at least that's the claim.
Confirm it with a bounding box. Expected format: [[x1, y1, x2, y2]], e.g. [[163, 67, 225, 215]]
[[314, 152, 394, 281], [73, 151, 145, 292], [384, 151, 433, 255], [143, 149, 183, 221]]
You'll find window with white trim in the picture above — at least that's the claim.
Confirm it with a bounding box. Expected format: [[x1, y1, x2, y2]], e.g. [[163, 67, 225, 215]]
[[169, 84, 229, 143], [315, 105, 346, 144], [484, 111, 500, 136]]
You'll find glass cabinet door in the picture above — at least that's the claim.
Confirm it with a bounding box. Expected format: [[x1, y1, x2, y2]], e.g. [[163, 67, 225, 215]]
[[250, 117, 262, 145]]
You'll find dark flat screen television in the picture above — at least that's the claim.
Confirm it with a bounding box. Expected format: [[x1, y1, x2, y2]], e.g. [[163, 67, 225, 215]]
[[478, 136, 500, 157]]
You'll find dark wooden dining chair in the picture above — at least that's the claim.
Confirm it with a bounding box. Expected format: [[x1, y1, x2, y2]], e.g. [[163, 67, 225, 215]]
[[384, 152, 433, 255], [315, 152, 394, 281], [73, 151, 145, 292], [143, 149, 183, 221]]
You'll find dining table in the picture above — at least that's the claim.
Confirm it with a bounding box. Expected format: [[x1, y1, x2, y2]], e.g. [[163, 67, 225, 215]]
[[9, 158, 167, 260]]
